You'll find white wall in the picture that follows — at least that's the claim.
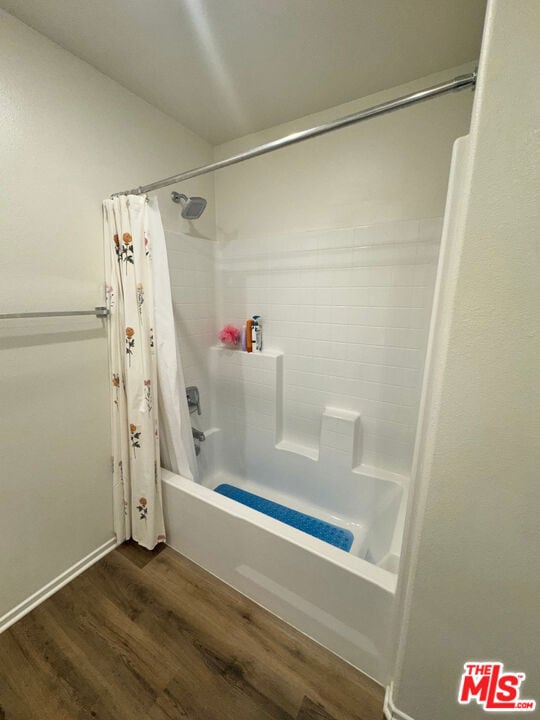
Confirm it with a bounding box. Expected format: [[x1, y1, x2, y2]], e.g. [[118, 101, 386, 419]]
[[389, 2, 540, 717], [214, 65, 475, 238], [213, 67, 475, 476], [0, 11, 214, 621]]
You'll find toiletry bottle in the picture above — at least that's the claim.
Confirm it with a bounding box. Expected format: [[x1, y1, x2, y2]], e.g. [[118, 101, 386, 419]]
[[252, 315, 262, 351], [246, 319, 253, 352]]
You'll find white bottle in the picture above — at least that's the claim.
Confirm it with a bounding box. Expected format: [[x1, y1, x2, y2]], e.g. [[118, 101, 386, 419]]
[[252, 315, 262, 351]]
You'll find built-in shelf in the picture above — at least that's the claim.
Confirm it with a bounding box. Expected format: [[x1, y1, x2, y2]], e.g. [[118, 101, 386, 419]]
[[209, 345, 411, 485], [275, 440, 319, 462], [211, 345, 283, 359], [352, 464, 408, 486]]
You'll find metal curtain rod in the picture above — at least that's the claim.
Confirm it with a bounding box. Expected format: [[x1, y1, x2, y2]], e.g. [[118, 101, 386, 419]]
[[112, 71, 476, 197], [0, 306, 109, 320]]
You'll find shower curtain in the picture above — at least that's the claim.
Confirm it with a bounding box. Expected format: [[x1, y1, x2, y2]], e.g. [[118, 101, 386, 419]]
[[103, 195, 196, 550]]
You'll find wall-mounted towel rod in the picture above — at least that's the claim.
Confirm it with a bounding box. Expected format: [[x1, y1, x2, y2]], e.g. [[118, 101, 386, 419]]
[[0, 306, 109, 320]]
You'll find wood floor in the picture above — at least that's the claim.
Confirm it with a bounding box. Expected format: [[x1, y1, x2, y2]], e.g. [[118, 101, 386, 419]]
[[0, 542, 384, 720]]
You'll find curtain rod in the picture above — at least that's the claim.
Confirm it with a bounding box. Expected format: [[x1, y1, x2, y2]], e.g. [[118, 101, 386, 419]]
[[112, 71, 476, 197]]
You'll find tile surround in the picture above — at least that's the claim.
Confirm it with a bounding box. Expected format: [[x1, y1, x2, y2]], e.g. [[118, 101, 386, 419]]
[[167, 217, 442, 477], [215, 218, 441, 475]]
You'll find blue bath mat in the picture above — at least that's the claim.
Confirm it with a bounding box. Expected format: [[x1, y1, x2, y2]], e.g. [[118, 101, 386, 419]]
[[214, 484, 354, 552]]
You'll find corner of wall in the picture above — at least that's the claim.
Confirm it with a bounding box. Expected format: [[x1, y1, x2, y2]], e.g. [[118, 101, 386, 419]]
[[383, 683, 416, 720]]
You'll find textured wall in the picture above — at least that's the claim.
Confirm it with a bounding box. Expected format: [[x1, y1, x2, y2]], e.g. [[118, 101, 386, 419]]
[[0, 11, 214, 620], [390, 1, 540, 717]]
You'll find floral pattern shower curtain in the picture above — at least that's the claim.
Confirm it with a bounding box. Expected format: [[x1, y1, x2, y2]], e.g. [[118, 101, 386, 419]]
[[103, 195, 165, 550]]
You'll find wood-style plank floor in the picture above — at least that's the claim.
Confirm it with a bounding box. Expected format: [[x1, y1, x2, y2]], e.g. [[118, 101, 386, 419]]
[[0, 542, 384, 720]]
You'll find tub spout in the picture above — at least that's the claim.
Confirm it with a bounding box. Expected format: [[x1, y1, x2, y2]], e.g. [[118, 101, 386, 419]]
[[192, 427, 205, 442]]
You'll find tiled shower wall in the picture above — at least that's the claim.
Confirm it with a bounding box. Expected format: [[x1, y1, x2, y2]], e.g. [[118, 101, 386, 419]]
[[165, 219, 441, 477], [216, 218, 442, 476], [165, 229, 216, 431], [166, 68, 473, 481]]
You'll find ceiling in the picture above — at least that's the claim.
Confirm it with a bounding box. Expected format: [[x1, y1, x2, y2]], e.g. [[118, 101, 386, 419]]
[[1, 0, 486, 145]]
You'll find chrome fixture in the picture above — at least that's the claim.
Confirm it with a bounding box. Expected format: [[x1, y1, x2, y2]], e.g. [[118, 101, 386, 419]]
[[186, 386, 201, 415], [187, 387, 204, 455], [171, 192, 207, 219], [192, 427, 206, 443], [112, 71, 477, 197], [0, 306, 109, 320]]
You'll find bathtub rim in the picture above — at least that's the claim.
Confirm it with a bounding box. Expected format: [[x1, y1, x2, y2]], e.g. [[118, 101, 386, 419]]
[[162, 468, 397, 594]]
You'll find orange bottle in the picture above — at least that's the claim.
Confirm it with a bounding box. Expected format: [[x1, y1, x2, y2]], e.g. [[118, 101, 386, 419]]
[[246, 319, 253, 352]]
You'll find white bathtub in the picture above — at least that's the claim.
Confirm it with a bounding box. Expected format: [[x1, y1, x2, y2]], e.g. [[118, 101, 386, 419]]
[[162, 468, 401, 683]]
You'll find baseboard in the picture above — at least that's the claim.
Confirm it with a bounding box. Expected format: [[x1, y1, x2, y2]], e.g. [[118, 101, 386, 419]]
[[0, 536, 117, 634], [384, 682, 415, 720]]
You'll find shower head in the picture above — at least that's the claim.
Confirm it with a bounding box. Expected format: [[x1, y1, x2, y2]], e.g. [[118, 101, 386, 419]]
[[171, 191, 207, 219]]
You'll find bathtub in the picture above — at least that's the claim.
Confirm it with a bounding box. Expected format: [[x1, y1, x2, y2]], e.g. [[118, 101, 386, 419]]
[[162, 467, 403, 683]]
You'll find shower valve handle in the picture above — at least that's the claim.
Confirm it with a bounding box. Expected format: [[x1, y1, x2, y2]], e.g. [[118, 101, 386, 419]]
[[186, 386, 201, 415]]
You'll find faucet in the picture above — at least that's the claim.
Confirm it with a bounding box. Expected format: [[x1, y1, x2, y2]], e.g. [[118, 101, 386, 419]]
[[192, 427, 205, 442], [186, 386, 201, 415]]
